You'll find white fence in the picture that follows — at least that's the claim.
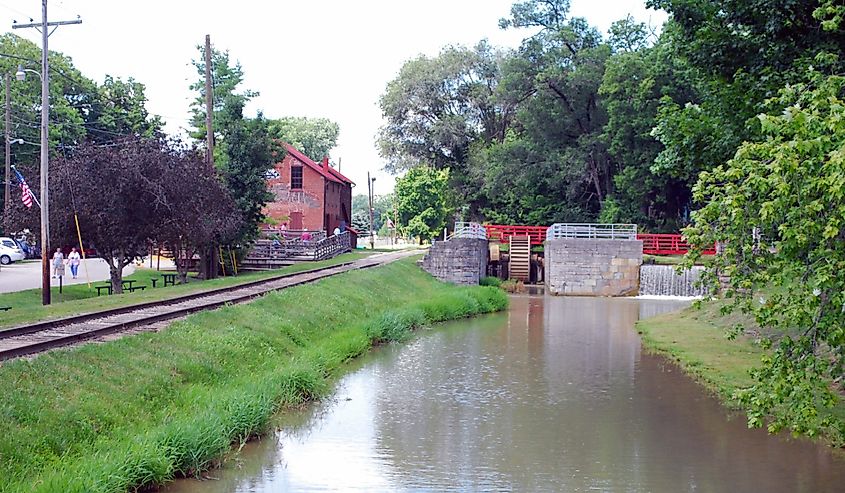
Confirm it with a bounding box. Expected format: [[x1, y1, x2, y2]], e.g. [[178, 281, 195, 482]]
[[546, 223, 637, 240], [448, 222, 487, 240]]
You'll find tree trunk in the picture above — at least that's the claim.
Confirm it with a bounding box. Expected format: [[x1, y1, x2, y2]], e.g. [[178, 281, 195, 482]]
[[174, 240, 190, 284], [109, 251, 125, 294], [199, 245, 217, 280]]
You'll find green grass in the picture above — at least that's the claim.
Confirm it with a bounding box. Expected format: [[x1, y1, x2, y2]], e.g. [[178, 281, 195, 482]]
[[0, 252, 374, 329], [637, 299, 845, 445], [0, 258, 507, 492]]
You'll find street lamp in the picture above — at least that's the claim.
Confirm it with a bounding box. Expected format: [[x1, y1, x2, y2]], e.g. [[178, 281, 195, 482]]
[[15, 64, 50, 305]]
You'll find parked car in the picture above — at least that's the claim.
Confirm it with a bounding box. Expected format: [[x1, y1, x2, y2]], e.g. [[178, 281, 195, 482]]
[[0, 238, 25, 265]]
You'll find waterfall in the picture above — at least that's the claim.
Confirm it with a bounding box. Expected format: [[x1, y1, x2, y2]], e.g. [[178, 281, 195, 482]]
[[638, 265, 708, 297]]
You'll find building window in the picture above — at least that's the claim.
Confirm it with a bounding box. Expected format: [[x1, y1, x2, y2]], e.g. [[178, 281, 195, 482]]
[[291, 166, 303, 190]]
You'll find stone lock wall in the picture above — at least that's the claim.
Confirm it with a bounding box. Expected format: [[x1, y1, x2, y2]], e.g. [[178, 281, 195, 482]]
[[421, 238, 488, 285], [544, 238, 643, 296]]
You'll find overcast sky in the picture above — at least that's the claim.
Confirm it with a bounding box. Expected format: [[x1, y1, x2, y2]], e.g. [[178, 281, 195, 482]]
[[0, 0, 665, 194]]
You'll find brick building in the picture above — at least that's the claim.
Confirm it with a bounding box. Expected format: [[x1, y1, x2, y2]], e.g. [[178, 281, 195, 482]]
[[264, 143, 354, 236]]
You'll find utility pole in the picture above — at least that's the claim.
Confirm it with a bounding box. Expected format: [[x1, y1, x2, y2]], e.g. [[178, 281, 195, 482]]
[[12, 0, 82, 305], [203, 34, 216, 279], [367, 172, 374, 249], [4, 73, 9, 230], [204, 34, 214, 168]]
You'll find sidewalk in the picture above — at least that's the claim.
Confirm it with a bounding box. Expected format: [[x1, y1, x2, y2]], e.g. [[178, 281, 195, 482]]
[[0, 258, 136, 294]]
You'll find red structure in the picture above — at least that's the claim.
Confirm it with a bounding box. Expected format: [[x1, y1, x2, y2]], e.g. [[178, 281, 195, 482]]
[[486, 225, 547, 246], [264, 143, 354, 236], [485, 224, 715, 255], [637, 233, 716, 255]]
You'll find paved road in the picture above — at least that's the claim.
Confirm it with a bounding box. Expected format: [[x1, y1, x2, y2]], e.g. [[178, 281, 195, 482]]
[[0, 259, 136, 294]]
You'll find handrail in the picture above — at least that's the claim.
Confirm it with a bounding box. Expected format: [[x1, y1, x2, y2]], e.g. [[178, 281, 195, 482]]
[[547, 223, 638, 240], [638, 233, 716, 255], [485, 224, 547, 245], [448, 222, 487, 240]]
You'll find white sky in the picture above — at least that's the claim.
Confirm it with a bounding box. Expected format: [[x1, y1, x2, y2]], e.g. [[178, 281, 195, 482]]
[[0, 0, 666, 194]]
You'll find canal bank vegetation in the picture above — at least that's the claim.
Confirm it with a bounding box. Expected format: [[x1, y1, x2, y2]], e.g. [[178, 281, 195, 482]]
[[0, 259, 507, 492]]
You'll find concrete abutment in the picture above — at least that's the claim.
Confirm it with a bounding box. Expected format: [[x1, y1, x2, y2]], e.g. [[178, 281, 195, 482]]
[[544, 238, 643, 296]]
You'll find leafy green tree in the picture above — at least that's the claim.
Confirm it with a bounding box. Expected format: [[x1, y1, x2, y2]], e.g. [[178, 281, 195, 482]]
[[395, 167, 452, 242], [86, 75, 162, 143], [684, 67, 845, 443], [352, 193, 394, 232], [189, 43, 271, 249], [646, 0, 845, 207], [218, 102, 273, 246], [598, 32, 698, 231], [475, 0, 611, 222], [189, 44, 257, 163], [267, 116, 339, 162], [377, 40, 509, 174]]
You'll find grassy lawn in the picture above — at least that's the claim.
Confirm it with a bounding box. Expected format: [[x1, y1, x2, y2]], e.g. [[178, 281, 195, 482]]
[[0, 251, 374, 330], [0, 258, 507, 492], [637, 299, 845, 443]]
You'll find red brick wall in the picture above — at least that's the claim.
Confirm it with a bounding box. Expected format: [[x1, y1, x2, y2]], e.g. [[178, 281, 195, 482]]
[[324, 180, 352, 234], [264, 154, 325, 232]]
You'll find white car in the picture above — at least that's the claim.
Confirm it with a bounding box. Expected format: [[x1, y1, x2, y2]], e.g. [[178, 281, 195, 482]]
[[0, 238, 25, 265]]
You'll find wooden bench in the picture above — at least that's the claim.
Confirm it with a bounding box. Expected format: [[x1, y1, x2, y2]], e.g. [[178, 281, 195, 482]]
[[95, 285, 113, 296], [0, 306, 11, 311], [150, 278, 159, 288], [128, 285, 147, 292]]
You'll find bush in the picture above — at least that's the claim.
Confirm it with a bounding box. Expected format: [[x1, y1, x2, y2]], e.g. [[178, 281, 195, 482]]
[[479, 276, 502, 287]]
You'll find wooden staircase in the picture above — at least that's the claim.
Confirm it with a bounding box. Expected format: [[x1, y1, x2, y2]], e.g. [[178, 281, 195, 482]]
[[509, 235, 531, 282]]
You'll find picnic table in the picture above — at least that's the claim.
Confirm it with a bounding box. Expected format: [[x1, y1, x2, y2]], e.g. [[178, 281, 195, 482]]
[[162, 273, 177, 287]]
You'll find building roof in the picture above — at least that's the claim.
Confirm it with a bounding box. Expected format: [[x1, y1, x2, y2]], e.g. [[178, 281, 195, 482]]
[[283, 143, 354, 186]]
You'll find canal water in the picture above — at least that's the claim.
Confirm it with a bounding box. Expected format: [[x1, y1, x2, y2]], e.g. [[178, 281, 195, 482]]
[[164, 296, 845, 492]]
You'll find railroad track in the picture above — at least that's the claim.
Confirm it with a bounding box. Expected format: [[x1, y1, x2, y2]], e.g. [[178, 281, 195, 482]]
[[0, 250, 418, 361]]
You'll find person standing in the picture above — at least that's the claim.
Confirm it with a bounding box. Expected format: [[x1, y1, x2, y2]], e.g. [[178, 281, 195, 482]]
[[67, 247, 81, 279], [52, 248, 65, 279]]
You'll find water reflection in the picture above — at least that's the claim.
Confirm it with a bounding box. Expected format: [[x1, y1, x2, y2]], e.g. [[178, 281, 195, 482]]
[[163, 296, 845, 493]]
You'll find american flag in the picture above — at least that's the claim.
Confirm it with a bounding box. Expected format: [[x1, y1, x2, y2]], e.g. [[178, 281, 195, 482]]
[[11, 167, 37, 209]]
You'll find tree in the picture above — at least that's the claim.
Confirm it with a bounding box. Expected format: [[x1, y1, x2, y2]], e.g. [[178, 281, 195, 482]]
[[598, 31, 699, 231], [352, 193, 394, 233], [684, 67, 845, 443], [51, 138, 174, 293], [645, 0, 845, 210], [377, 41, 510, 174], [86, 76, 162, 144], [267, 116, 339, 162], [189, 43, 257, 164], [189, 43, 272, 252], [219, 104, 273, 246], [395, 166, 452, 242], [157, 145, 240, 284]]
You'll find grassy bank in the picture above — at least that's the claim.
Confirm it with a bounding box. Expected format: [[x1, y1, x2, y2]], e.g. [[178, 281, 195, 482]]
[[0, 258, 507, 492], [0, 251, 374, 329], [637, 300, 845, 444]]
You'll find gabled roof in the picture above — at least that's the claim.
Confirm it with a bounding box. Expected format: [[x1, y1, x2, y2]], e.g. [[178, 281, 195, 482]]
[[282, 143, 354, 186]]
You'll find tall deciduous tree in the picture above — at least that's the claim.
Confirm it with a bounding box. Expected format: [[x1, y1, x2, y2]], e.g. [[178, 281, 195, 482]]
[[189, 43, 272, 251], [377, 41, 509, 174], [685, 67, 845, 443], [50, 138, 173, 293], [395, 166, 452, 242], [267, 117, 339, 162]]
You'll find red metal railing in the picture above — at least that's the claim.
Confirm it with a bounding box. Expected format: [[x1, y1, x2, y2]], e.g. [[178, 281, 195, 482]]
[[637, 233, 715, 255], [485, 224, 715, 255], [486, 224, 547, 246]]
